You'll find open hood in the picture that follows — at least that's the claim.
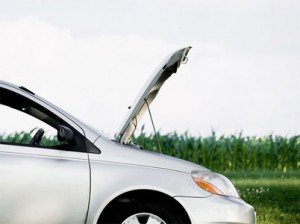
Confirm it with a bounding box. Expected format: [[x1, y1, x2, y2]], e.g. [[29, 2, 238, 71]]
[[115, 47, 192, 144]]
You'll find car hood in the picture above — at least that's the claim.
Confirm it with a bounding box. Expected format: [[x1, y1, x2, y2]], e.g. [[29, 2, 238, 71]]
[[115, 47, 192, 144]]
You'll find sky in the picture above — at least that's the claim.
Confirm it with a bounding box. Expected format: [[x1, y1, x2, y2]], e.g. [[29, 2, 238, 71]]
[[0, 0, 299, 138]]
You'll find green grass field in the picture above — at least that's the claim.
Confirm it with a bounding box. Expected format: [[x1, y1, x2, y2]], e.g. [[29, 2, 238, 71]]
[[223, 171, 300, 224]]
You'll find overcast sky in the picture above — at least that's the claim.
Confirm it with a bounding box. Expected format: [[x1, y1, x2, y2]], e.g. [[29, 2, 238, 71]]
[[0, 0, 299, 137]]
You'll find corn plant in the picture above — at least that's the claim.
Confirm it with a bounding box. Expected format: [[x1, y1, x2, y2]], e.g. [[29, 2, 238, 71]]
[[132, 130, 300, 172]]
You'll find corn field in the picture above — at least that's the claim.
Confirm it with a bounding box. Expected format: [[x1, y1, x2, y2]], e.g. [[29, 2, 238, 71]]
[[132, 131, 300, 172], [1, 130, 299, 172]]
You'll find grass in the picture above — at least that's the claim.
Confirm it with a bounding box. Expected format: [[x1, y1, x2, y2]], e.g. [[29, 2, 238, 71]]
[[223, 171, 300, 224]]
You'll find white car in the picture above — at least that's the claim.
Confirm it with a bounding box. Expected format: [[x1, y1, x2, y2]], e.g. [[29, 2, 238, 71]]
[[0, 47, 255, 224]]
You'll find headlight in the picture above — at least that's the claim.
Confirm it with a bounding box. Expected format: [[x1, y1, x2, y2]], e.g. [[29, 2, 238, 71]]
[[191, 170, 239, 198]]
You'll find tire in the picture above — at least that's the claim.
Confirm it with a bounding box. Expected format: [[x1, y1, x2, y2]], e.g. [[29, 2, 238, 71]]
[[108, 201, 184, 224]]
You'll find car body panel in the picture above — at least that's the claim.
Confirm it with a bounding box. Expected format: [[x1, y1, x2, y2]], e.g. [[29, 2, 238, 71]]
[[87, 158, 209, 224], [175, 195, 256, 224], [94, 135, 208, 174], [0, 144, 90, 224], [116, 47, 191, 144], [87, 136, 255, 224]]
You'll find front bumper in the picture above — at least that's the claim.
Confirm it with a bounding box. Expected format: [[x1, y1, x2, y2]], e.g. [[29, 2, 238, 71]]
[[175, 194, 256, 224]]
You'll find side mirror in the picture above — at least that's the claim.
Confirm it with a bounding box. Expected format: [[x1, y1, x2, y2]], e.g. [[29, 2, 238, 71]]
[[57, 125, 74, 144]]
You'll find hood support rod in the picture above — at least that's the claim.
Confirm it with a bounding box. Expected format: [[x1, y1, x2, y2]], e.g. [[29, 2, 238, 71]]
[[144, 99, 162, 154]]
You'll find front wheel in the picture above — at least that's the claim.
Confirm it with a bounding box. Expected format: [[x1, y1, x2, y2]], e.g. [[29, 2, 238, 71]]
[[110, 201, 184, 224], [122, 212, 167, 224]]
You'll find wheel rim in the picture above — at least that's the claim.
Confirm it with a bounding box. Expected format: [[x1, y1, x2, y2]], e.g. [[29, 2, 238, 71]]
[[122, 212, 167, 224]]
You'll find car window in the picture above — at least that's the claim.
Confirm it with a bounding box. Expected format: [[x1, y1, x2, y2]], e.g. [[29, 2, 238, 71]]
[[0, 87, 87, 152], [0, 104, 58, 145]]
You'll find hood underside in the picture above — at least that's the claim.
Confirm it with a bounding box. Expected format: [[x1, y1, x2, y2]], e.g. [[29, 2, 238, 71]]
[[116, 47, 192, 144]]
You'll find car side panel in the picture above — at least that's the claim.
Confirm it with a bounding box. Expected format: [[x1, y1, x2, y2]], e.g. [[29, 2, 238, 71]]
[[86, 156, 211, 224], [0, 145, 90, 224]]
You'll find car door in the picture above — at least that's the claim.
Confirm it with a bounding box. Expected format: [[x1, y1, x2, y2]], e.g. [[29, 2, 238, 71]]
[[0, 86, 90, 224]]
